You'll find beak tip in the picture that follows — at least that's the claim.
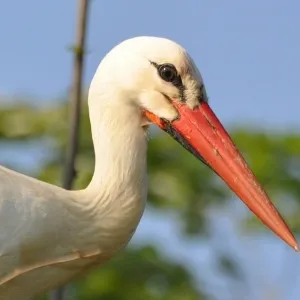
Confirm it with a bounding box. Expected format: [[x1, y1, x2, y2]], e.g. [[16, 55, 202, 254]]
[[294, 244, 300, 252]]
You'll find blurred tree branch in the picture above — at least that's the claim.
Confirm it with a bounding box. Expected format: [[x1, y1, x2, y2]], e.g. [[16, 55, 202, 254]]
[[48, 0, 91, 299]]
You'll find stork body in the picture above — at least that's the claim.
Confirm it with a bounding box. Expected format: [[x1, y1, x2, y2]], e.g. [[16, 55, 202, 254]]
[[0, 37, 297, 299], [0, 85, 147, 299]]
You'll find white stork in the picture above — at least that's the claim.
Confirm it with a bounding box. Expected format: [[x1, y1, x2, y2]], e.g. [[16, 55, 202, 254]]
[[0, 36, 297, 300]]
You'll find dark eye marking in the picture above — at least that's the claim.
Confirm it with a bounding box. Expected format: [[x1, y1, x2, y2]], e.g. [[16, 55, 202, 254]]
[[198, 83, 207, 103], [150, 61, 186, 101]]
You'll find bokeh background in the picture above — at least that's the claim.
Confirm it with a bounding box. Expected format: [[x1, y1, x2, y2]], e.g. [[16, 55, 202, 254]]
[[1, 1, 300, 299]]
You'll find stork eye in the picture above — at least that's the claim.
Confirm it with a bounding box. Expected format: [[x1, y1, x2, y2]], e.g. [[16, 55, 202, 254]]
[[158, 64, 178, 83]]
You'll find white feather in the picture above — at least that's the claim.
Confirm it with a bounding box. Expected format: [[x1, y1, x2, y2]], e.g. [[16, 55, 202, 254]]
[[0, 36, 205, 299]]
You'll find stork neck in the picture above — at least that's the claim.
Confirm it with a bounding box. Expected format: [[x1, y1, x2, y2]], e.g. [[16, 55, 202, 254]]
[[85, 97, 148, 200]]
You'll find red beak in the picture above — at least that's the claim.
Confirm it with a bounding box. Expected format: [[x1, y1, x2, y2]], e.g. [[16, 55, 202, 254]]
[[145, 101, 298, 251]]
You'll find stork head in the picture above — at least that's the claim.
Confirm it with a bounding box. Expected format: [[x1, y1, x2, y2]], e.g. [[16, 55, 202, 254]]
[[90, 36, 298, 251]]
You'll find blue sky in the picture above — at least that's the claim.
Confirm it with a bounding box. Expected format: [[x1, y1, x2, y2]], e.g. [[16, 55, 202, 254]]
[[1, 1, 300, 299], [1, 0, 300, 128]]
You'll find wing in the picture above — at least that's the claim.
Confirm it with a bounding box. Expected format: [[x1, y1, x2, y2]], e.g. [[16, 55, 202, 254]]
[[0, 252, 106, 300], [0, 165, 98, 299]]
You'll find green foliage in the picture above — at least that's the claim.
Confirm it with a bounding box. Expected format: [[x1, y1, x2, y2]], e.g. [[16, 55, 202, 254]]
[[74, 246, 204, 300], [231, 129, 300, 232]]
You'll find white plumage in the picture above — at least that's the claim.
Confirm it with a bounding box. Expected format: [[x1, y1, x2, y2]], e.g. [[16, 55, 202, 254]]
[[0, 36, 297, 300], [0, 37, 203, 299]]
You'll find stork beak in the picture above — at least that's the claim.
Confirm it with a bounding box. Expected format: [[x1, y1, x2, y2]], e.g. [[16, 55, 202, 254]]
[[145, 101, 299, 251]]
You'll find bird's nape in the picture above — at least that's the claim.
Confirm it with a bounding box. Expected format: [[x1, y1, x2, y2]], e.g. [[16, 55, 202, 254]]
[[145, 99, 299, 251]]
